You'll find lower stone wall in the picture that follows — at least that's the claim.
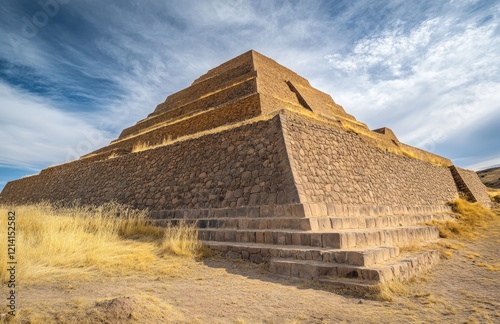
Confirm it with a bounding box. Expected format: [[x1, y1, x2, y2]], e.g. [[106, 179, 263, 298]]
[[0, 116, 299, 209], [281, 113, 459, 206], [2, 111, 488, 213]]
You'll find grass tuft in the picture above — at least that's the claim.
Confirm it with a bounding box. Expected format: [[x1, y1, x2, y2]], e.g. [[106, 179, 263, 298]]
[[487, 188, 500, 203], [0, 203, 202, 284], [132, 141, 152, 152], [160, 221, 203, 258], [370, 280, 409, 301], [427, 199, 496, 240]]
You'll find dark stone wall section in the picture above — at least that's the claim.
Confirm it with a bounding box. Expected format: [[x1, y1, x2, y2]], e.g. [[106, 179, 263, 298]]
[[0, 116, 299, 210], [281, 114, 460, 206]]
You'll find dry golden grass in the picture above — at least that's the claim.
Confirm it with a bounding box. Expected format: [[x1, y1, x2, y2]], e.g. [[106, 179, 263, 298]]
[[372, 280, 409, 301], [0, 203, 202, 285], [427, 199, 496, 240], [341, 120, 375, 138], [476, 261, 500, 271], [160, 221, 203, 257], [487, 188, 500, 203], [377, 200, 498, 302], [132, 141, 152, 152], [372, 142, 450, 167], [398, 242, 426, 254], [131, 136, 174, 153]]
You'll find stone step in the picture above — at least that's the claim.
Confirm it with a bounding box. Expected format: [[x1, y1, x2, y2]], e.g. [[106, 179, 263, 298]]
[[148, 217, 312, 230], [268, 249, 440, 284], [203, 241, 399, 266], [148, 205, 453, 221], [310, 213, 453, 230], [198, 226, 439, 249], [149, 213, 453, 231]]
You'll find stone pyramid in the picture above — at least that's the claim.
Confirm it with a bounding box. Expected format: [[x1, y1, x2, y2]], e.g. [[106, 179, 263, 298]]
[[1, 50, 491, 290]]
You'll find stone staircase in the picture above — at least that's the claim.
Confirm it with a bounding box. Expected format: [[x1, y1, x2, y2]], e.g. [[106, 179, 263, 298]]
[[148, 205, 453, 291]]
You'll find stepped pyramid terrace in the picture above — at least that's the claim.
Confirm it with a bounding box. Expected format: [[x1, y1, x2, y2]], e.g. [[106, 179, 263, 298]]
[[0, 50, 491, 290]]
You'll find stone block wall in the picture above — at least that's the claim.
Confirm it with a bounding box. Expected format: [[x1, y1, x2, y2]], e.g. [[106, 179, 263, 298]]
[[253, 51, 352, 121], [120, 72, 257, 139], [291, 82, 352, 120], [157, 66, 255, 115], [0, 116, 299, 209], [281, 113, 459, 207], [149, 50, 256, 118], [450, 166, 491, 205], [86, 93, 262, 159], [191, 50, 255, 86]]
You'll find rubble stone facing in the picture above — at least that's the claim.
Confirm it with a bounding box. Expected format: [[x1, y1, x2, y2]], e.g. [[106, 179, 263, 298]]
[[87, 93, 262, 158], [0, 116, 299, 209], [281, 113, 459, 206], [252, 51, 353, 121], [120, 74, 258, 139], [450, 166, 491, 206]]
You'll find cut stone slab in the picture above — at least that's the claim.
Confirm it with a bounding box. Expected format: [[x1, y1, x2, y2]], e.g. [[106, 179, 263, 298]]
[[268, 249, 440, 284], [203, 241, 399, 266], [198, 225, 440, 249]]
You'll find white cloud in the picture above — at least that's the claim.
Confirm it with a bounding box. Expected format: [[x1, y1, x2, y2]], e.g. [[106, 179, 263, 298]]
[[465, 155, 500, 171], [325, 19, 440, 77], [324, 17, 500, 166], [0, 81, 113, 169]]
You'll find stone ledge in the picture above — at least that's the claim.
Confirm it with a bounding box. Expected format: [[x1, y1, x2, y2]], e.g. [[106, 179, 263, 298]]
[[197, 226, 439, 249], [203, 241, 400, 267], [302, 203, 452, 218], [269, 249, 440, 283], [149, 204, 452, 220]]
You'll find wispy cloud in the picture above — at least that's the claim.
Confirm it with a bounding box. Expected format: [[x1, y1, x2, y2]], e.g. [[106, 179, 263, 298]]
[[325, 18, 439, 78], [0, 81, 113, 168], [465, 155, 500, 171], [323, 8, 500, 163], [0, 0, 499, 192]]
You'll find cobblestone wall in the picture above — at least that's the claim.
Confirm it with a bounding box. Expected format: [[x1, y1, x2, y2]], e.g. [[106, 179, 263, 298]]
[[0, 116, 299, 209], [87, 94, 262, 158], [281, 113, 459, 206], [2, 111, 489, 211], [253, 51, 352, 120], [120, 74, 257, 138], [450, 166, 491, 205]]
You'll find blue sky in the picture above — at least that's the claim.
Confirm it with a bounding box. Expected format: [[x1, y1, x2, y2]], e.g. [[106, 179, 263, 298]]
[[0, 0, 499, 191]]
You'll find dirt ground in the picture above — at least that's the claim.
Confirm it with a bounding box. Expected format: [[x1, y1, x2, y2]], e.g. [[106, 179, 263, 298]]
[[8, 210, 500, 323]]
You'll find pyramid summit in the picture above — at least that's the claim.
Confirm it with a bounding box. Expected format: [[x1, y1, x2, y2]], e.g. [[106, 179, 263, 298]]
[[84, 50, 363, 160], [1, 50, 491, 289]]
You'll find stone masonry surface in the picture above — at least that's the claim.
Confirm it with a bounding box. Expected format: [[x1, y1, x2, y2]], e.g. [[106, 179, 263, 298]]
[[0, 50, 488, 212], [0, 116, 299, 209], [88, 93, 262, 158], [281, 113, 459, 206], [450, 166, 491, 206]]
